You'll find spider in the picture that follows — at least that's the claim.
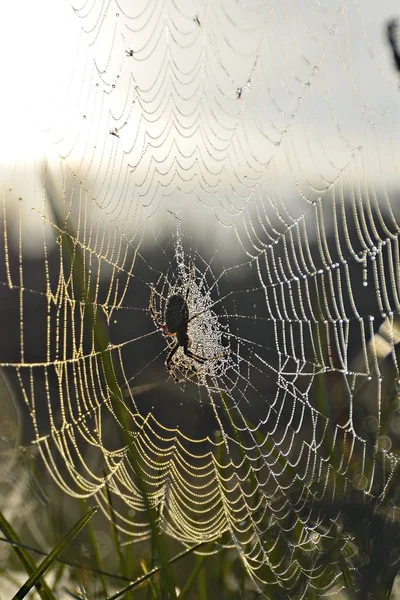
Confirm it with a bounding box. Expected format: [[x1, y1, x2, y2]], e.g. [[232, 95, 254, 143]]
[[149, 284, 208, 376]]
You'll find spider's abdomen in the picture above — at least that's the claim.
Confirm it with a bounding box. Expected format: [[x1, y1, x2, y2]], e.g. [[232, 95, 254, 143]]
[[165, 294, 189, 333]]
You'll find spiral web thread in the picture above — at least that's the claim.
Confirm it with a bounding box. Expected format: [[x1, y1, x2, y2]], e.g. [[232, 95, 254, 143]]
[[1, 0, 400, 596]]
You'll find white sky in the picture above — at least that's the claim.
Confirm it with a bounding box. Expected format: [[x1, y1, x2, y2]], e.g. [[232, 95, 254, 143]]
[[0, 1, 400, 252], [0, 1, 78, 161]]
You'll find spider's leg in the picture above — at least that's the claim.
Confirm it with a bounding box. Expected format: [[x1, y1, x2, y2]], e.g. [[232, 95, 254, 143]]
[[183, 347, 207, 364], [149, 286, 168, 331], [171, 362, 199, 384], [149, 286, 159, 323], [185, 346, 229, 364], [166, 343, 180, 371], [187, 307, 209, 324]]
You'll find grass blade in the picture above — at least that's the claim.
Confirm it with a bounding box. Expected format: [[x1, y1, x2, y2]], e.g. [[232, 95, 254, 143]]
[[141, 560, 159, 599], [0, 535, 133, 583], [103, 477, 127, 577], [12, 506, 98, 600], [80, 499, 108, 597], [196, 551, 207, 600], [0, 509, 55, 600], [176, 542, 214, 600], [107, 541, 209, 600]]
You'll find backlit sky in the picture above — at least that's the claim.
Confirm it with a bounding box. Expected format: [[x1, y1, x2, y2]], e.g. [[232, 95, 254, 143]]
[[0, 1, 400, 251]]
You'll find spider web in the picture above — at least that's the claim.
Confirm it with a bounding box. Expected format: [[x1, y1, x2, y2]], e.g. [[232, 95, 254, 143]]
[[1, 0, 400, 596]]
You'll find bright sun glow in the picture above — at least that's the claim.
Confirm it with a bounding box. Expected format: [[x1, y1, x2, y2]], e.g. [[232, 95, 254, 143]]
[[0, 1, 78, 162]]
